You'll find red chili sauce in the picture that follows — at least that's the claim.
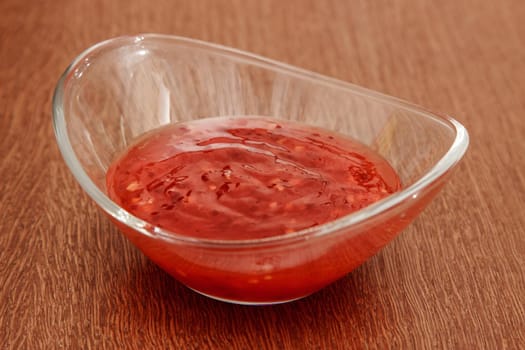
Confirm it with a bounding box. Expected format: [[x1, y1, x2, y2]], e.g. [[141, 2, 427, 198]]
[[106, 117, 401, 240]]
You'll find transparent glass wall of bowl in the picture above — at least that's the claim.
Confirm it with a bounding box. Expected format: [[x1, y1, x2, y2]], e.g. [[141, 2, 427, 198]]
[[63, 38, 456, 195]]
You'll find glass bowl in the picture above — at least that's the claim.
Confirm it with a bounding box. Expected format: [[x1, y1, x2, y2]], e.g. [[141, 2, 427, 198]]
[[52, 34, 469, 305]]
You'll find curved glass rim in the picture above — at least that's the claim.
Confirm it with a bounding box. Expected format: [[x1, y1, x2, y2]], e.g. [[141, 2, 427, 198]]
[[52, 34, 469, 248]]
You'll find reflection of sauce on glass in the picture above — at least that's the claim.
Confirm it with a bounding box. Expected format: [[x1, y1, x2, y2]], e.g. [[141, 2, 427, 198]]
[[106, 117, 401, 240]]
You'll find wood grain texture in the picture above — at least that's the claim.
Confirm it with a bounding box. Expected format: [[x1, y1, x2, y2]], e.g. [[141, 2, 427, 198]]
[[1, 0, 524, 348]]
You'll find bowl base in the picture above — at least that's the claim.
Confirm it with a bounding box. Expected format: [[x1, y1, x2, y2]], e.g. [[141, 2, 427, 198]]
[[188, 287, 309, 306]]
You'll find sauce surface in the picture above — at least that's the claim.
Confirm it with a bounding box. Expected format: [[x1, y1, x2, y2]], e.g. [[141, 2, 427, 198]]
[[106, 117, 401, 240]]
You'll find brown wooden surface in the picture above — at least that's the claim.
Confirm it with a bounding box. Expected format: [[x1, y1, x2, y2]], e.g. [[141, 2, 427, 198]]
[[1, 0, 524, 348]]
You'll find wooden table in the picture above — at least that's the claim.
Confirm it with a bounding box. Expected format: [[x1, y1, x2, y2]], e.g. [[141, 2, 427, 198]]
[[1, 0, 524, 348]]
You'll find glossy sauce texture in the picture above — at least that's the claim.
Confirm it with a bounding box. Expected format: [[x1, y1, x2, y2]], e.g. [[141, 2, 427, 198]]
[[106, 117, 401, 240]]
